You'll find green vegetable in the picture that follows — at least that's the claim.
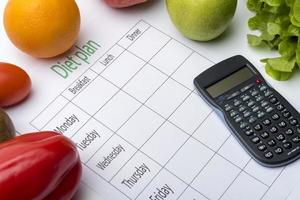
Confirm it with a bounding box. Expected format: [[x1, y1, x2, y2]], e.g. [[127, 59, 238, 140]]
[[247, 0, 300, 81]]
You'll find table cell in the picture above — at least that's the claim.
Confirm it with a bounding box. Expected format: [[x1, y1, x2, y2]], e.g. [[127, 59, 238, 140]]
[[123, 64, 167, 103], [31, 95, 69, 130], [169, 92, 212, 135], [191, 154, 240, 200], [172, 52, 213, 90], [62, 69, 98, 101], [72, 76, 119, 115], [218, 136, 251, 169], [193, 113, 230, 151], [166, 138, 214, 184], [87, 135, 136, 181], [111, 152, 161, 199], [149, 39, 192, 76], [71, 118, 114, 163], [91, 45, 124, 74], [101, 50, 145, 88], [118, 20, 150, 49], [141, 121, 188, 166], [43, 102, 90, 138], [261, 161, 300, 200], [127, 27, 170, 62], [244, 159, 283, 186], [178, 187, 208, 200], [117, 106, 164, 149], [137, 169, 187, 200], [95, 91, 141, 132], [220, 172, 267, 200], [146, 78, 191, 119]]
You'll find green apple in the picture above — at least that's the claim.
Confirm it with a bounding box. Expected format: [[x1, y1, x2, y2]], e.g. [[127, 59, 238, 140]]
[[166, 0, 237, 41]]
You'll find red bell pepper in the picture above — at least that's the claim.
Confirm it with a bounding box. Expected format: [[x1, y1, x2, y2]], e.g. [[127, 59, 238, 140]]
[[0, 131, 82, 200]]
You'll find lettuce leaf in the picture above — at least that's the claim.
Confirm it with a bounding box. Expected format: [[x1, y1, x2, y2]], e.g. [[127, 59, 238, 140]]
[[266, 56, 296, 72], [247, 0, 300, 80], [265, 63, 293, 80]]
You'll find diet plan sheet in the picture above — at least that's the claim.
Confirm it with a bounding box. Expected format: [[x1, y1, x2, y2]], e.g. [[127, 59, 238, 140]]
[[27, 20, 300, 200]]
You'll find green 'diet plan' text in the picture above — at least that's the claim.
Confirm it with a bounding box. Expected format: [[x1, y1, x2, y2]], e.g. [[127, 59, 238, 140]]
[[51, 40, 101, 79]]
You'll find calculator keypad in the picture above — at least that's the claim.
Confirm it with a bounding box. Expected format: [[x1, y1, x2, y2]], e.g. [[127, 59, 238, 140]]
[[223, 82, 300, 165]]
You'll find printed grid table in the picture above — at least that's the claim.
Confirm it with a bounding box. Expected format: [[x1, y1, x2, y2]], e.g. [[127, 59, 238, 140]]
[[30, 20, 286, 200]]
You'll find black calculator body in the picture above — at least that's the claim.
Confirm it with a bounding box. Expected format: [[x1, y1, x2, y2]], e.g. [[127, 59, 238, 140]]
[[194, 55, 300, 167]]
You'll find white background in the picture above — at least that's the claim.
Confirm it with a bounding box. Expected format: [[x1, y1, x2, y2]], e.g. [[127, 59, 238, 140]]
[[0, 0, 300, 199]]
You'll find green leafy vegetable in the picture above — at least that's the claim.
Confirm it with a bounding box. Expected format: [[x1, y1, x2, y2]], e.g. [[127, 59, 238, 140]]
[[247, 0, 300, 81]]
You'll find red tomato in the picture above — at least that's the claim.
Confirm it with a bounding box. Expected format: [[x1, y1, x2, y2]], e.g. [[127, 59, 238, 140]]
[[104, 0, 148, 8], [0, 63, 31, 107]]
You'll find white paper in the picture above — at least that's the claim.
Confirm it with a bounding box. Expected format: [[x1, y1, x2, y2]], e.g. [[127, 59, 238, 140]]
[[1, 1, 300, 200]]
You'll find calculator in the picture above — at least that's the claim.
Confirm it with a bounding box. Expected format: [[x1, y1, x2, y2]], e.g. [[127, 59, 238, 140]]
[[194, 55, 300, 167]]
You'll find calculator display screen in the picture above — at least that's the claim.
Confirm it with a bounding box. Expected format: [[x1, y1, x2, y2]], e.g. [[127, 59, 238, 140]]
[[206, 67, 254, 98]]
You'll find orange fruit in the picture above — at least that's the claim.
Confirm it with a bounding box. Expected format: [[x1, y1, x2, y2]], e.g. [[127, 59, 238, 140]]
[[4, 0, 81, 58]]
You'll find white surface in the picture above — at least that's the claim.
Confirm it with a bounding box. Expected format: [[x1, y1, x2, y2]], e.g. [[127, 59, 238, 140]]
[[1, 1, 300, 200]]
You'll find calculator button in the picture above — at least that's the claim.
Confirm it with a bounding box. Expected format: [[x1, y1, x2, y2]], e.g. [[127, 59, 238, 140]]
[[239, 106, 246, 112], [264, 90, 273, 97], [289, 119, 298, 126], [261, 101, 269, 108], [235, 116, 243, 123], [261, 131, 269, 139], [266, 106, 274, 113], [252, 106, 260, 113], [257, 112, 265, 119], [234, 100, 242, 107], [251, 136, 260, 144], [247, 101, 255, 107], [257, 144, 267, 151], [278, 121, 287, 128], [267, 139, 276, 147], [260, 85, 268, 91], [243, 111, 251, 118], [245, 129, 254, 136], [269, 97, 278, 104], [256, 95, 264, 102], [264, 151, 273, 159], [230, 111, 238, 117], [276, 104, 285, 111], [227, 91, 240, 100], [292, 136, 300, 143], [241, 84, 254, 92], [249, 116, 257, 124], [285, 129, 294, 135], [224, 105, 233, 112], [242, 95, 251, 101], [283, 111, 291, 118], [274, 147, 283, 154], [270, 126, 278, 133], [276, 134, 285, 141], [249, 117, 257, 124], [240, 122, 248, 129], [251, 90, 259, 96], [283, 111, 292, 118], [254, 124, 262, 131], [263, 119, 271, 126], [283, 142, 292, 149], [271, 113, 280, 120]]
